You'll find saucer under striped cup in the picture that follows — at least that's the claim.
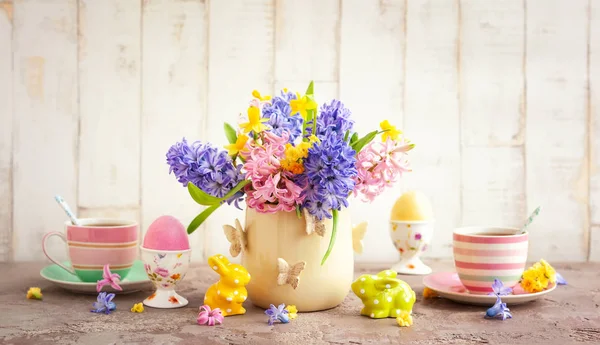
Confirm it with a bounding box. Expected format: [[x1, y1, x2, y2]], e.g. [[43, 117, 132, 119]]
[[452, 226, 528, 294]]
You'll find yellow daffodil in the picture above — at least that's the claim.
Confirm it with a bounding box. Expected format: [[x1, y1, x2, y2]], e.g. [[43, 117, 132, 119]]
[[396, 311, 413, 327], [239, 106, 269, 134], [224, 133, 249, 156], [252, 90, 271, 101], [423, 287, 438, 299], [380, 120, 402, 142], [308, 135, 320, 144], [26, 287, 42, 300], [285, 305, 298, 320], [131, 302, 144, 313], [290, 93, 317, 120]]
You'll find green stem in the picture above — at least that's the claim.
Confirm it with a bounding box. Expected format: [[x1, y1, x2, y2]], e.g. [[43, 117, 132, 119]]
[[321, 209, 338, 265]]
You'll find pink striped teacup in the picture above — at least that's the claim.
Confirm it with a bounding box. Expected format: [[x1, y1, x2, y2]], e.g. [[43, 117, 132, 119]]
[[42, 218, 138, 282], [453, 226, 528, 295]]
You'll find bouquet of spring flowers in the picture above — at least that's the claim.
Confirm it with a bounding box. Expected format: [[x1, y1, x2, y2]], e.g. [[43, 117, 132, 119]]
[[166, 82, 414, 264]]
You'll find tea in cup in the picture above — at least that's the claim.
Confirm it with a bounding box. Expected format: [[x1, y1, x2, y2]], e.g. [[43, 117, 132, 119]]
[[42, 218, 139, 282], [453, 226, 528, 294]]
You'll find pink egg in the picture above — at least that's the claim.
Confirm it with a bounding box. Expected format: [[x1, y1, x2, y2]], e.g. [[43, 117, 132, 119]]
[[143, 215, 190, 251]]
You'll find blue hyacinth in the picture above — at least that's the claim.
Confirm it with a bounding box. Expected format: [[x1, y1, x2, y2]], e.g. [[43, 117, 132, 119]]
[[166, 138, 245, 207], [301, 131, 357, 220], [311, 100, 354, 140], [261, 90, 303, 142]]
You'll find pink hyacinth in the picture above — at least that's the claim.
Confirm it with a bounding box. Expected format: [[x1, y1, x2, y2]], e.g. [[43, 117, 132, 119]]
[[197, 305, 224, 326], [242, 131, 304, 213], [353, 137, 413, 202]]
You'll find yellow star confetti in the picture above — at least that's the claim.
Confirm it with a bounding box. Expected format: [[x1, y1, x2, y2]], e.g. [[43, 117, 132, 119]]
[[285, 305, 298, 320], [396, 310, 413, 327]]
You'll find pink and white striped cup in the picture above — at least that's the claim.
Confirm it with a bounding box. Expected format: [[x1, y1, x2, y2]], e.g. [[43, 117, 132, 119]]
[[453, 226, 528, 294], [42, 218, 138, 282]]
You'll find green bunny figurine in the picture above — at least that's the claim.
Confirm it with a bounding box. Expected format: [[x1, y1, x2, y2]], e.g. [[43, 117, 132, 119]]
[[351, 270, 416, 323]]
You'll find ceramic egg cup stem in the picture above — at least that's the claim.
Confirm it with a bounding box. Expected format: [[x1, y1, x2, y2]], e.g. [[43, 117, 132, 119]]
[[140, 247, 191, 309], [389, 221, 435, 276]]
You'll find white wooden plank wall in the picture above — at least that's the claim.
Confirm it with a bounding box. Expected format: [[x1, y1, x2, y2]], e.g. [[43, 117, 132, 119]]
[[1, 0, 598, 263]]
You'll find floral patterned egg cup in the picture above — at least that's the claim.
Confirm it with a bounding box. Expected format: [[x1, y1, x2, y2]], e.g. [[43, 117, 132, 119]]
[[141, 247, 191, 308], [389, 220, 435, 275]]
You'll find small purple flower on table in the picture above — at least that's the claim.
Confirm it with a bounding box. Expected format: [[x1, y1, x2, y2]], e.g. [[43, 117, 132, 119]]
[[265, 303, 289, 325], [488, 278, 512, 297], [485, 296, 512, 320], [197, 305, 224, 326], [91, 292, 116, 314], [96, 264, 123, 293], [556, 272, 567, 285]]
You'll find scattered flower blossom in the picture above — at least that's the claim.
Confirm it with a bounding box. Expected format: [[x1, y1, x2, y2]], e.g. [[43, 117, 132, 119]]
[[197, 305, 224, 326], [285, 305, 298, 320], [485, 296, 512, 320], [26, 287, 42, 300], [422, 287, 437, 299], [131, 303, 144, 313], [96, 264, 123, 292], [488, 279, 512, 297], [265, 303, 289, 325], [520, 259, 557, 293], [91, 292, 116, 314], [556, 272, 567, 285], [396, 310, 413, 327]]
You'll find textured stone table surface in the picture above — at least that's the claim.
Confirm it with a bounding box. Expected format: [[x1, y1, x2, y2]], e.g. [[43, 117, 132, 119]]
[[0, 261, 599, 345]]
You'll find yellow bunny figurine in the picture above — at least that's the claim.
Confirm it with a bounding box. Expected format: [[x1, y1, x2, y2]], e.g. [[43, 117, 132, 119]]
[[204, 254, 251, 316]]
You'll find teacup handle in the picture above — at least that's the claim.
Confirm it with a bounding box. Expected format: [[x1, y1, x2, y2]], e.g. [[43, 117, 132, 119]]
[[42, 232, 76, 275]]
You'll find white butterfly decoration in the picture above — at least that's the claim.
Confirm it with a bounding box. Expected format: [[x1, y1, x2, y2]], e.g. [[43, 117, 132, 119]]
[[222, 219, 247, 257], [352, 222, 368, 254], [277, 258, 306, 290], [303, 208, 326, 237]]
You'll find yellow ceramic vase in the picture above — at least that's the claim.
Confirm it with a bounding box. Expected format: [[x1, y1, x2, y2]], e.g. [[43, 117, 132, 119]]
[[241, 208, 354, 312]]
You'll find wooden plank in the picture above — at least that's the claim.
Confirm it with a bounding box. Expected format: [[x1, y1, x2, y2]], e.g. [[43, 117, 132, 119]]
[[459, 0, 526, 235], [462, 147, 525, 226], [590, 0, 600, 261], [0, 0, 13, 262], [274, 0, 339, 97], [204, 0, 275, 261], [141, 0, 207, 262], [460, 0, 525, 146], [339, 0, 405, 263], [12, 0, 78, 261], [403, 0, 459, 259], [526, 0, 588, 261], [77, 0, 141, 221]]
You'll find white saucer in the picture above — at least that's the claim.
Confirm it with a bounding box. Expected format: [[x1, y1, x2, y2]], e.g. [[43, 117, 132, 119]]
[[423, 271, 556, 306]]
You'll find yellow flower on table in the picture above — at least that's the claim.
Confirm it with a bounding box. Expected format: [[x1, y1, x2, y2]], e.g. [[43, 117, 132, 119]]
[[131, 302, 144, 313], [240, 106, 269, 134], [285, 305, 298, 320], [224, 134, 249, 156], [380, 120, 402, 142], [26, 287, 42, 300], [290, 93, 317, 120]]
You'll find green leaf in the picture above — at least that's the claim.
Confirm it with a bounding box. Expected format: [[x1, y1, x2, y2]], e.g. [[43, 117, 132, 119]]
[[296, 205, 302, 219], [344, 130, 350, 142], [350, 132, 359, 144], [224, 123, 237, 144], [221, 180, 250, 200], [305, 80, 314, 95], [351, 130, 379, 153], [188, 183, 221, 206], [321, 209, 339, 265], [187, 204, 220, 234]]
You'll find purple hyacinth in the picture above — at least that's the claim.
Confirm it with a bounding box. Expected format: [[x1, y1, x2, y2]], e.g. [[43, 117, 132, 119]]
[[166, 138, 245, 207], [311, 100, 354, 140], [265, 303, 289, 326], [301, 131, 357, 219], [485, 296, 512, 320], [261, 90, 303, 142]]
